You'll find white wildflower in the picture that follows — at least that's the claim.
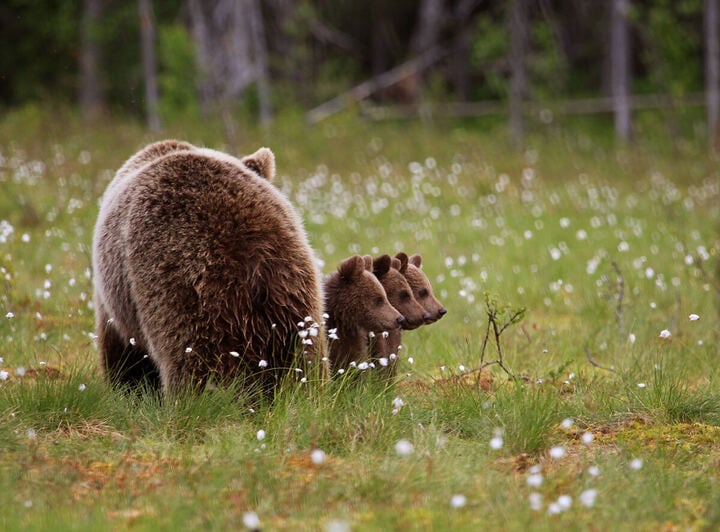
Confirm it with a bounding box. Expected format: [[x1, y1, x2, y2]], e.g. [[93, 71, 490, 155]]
[[450, 494, 467, 508], [580, 489, 597, 508], [258, 359, 268, 368], [581, 432, 594, 445], [311, 449, 326, 465], [528, 492, 543, 511], [229, 351, 240, 358], [5, 312, 13, 319], [629, 458, 643, 470], [561, 418, 574, 429], [242, 511, 260, 530], [78, 384, 86, 392], [256, 430, 266, 441], [0, 370, 8, 381], [395, 439, 414, 456], [378, 357, 389, 367], [587, 465, 600, 477], [659, 329, 671, 339], [549, 446, 566, 459], [689, 313, 700, 321]]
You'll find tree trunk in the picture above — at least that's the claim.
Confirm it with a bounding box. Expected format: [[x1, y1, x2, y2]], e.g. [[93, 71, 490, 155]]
[[706, 0, 719, 150], [452, 0, 477, 102], [509, 0, 528, 148], [79, 0, 104, 121], [139, 0, 161, 131], [248, 0, 272, 125], [611, 0, 631, 142]]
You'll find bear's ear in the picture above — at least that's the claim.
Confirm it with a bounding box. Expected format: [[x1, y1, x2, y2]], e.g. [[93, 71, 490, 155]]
[[373, 254, 392, 277], [338, 255, 365, 280], [241, 147, 276, 181], [395, 252, 409, 273], [362, 255, 373, 271], [409, 254, 423, 268], [390, 257, 402, 271]]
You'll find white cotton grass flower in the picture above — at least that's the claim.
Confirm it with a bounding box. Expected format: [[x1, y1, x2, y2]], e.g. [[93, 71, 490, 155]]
[[489, 435, 504, 450], [0, 370, 9, 381], [378, 357, 389, 367], [357, 362, 369, 371], [325, 519, 351, 532], [185, 347, 193, 353], [689, 313, 700, 321], [381, 331, 389, 338], [5, 312, 13, 319], [450, 494, 467, 508], [580, 489, 598, 508], [560, 418, 574, 429], [587, 465, 601, 477], [395, 439, 414, 456], [229, 351, 240, 358], [557, 495, 572, 511], [242, 511, 261, 530], [257, 359, 267, 367], [16, 367, 26, 377], [528, 492, 543, 511], [256, 429, 266, 441], [629, 458, 643, 470], [311, 449, 326, 465], [78, 383, 86, 392], [549, 446, 566, 459], [659, 329, 672, 339], [526, 472, 543, 488], [581, 431, 594, 445], [129, 337, 137, 346], [637, 382, 647, 388], [628, 333, 636, 344]]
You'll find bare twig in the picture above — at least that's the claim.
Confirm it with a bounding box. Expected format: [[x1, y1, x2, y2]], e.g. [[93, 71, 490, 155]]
[[611, 260, 625, 335], [584, 343, 618, 374]]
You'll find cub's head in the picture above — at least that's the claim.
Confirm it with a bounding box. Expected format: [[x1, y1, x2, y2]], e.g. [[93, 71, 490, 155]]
[[327, 255, 405, 333], [241, 147, 276, 181], [372, 254, 428, 330], [400, 253, 447, 325]]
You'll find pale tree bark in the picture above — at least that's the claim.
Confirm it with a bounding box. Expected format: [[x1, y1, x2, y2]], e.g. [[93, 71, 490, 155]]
[[139, 0, 161, 131], [248, 0, 272, 126], [509, 0, 528, 148], [611, 0, 631, 142], [706, 0, 719, 150], [79, 0, 104, 121], [188, 0, 272, 141], [452, 0, 479, 102], [408, 0, 446, 101]]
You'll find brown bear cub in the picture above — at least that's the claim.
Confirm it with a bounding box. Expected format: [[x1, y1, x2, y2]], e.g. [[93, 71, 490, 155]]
[[369, 253, 428, 375], [324, 255, 405, 372], [93, 141, 325, 396], [402, 253, 447, 324]]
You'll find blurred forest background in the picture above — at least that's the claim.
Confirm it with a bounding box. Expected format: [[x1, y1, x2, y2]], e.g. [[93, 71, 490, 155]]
[[0, 0, 718, 148]]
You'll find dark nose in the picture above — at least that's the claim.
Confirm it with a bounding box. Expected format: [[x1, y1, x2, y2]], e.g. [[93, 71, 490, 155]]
[[438, 308, 447, 317], [396, 315, 406, 326]]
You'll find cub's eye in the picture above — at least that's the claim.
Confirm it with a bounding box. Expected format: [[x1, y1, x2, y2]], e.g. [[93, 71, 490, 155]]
[[374, 295, 385, 306], [419, 288, 429, 298], [400, 290, 410, 301]]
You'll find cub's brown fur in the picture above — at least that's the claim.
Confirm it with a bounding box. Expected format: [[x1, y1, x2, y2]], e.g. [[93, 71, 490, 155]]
[[402, 253, 447, 324], [324, 255, 404, 371], [92, 142, 324, 395], [370, 253, 429, 375]]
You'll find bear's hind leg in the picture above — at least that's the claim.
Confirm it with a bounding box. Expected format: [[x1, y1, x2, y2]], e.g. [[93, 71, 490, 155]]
[[97, 307, 161, 392]]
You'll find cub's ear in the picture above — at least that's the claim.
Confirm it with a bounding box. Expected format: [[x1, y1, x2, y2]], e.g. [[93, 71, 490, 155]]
[[338, 255, 365, 280], [373, 254, 392, 277], [408, 254, 422, 268], [390, 257, 402, 271], [395, 252, 409, 273], [362, 255, 373, 271], [241, 147, 276, 181]]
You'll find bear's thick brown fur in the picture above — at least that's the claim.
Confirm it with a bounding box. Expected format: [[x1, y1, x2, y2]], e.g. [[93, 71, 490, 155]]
[[370, 253, 428, 375], [324, 255, 404, 371], [402, 253, 447, 324], [92, 141, 324, 395]]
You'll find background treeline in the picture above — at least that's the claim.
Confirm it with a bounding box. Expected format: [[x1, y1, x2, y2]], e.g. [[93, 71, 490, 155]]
[[0, 0, 717, 144]]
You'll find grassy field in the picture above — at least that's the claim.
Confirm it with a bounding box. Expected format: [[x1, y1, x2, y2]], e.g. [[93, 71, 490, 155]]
[[1, 107, 719, 530]]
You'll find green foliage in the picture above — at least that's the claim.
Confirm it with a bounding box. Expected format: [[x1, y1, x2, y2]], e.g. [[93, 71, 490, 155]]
[[158, 24, 199, 122]]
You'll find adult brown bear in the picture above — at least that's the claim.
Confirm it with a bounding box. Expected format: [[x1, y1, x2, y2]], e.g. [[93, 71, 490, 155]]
[[92, 141, 324, 396]]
